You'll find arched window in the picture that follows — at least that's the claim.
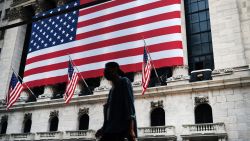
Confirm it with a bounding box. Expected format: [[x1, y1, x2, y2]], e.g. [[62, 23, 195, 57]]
[[151, 108, 165, 126], [195, 104, 213, 123], [49, 116, 59, 131], [0, 121, 8, 134], [79, 114, 89, 130], [23, 119, 32, 133]]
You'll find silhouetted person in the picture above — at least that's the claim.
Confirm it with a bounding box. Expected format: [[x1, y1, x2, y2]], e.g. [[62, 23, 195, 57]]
[[95, 62, 137, 141]]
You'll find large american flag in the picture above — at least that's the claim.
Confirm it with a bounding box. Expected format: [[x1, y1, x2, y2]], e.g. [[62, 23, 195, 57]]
[[6, 73, 24, 110], [64, 59, 79, 104], [23, 0, 183, 87]]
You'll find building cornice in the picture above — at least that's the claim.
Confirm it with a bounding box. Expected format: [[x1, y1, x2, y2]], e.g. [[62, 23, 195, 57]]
[[0, 70, 250, 112]]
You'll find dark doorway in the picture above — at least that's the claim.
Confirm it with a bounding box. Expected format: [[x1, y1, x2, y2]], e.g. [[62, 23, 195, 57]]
[[79, 114, 89, 130], [49, 116, 59, 131], [195, 104, 213, 123], [0, 121, 8, 134], [151, 108, 165, 126], [23, 119, 32, 133]]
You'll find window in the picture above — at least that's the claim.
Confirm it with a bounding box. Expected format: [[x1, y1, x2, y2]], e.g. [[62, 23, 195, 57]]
[[79, 114, 89, 130], [23, 119, 32, 133], [185, 0, 214, 72], [195, 104, 213, 123], [49, 116, 59, 131], [0, 30, 4, 40], [0, 116, 8, 134], [151, 108, 165, 126], [3, 8, 10, 20]]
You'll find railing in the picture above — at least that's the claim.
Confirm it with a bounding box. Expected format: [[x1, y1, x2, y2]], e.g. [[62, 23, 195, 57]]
[[0, 134, 10, 141], [182, 123, 226, 135], [10, 133, 35, 140], [138, 126, 175, 137], [36, 131, 63, 140], [65, 130, 96, 139]]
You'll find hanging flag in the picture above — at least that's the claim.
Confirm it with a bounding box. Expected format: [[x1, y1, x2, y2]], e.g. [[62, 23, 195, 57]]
[[142, 46, 152, 95], [6, 73, 24, 110], [23, 0, 183, 87], [64, 60, 79, 104]]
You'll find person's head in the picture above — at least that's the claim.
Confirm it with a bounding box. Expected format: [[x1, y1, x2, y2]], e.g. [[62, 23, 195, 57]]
[[104, 62, 125, 81]]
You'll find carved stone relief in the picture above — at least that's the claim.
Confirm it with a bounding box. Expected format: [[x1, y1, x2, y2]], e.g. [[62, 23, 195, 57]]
[[78, 107, 89, 116], [151, 100, 164, 109], [195, 96, 209, 106]]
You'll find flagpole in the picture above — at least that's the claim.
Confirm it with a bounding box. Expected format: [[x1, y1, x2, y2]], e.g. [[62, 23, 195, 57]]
[[67, 55, 93, 94], [11, 67, 37, 98], [142, 38, 163, 85]]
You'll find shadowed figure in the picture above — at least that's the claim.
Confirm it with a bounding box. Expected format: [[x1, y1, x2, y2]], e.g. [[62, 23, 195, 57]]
[[95, 62, 137, 141]]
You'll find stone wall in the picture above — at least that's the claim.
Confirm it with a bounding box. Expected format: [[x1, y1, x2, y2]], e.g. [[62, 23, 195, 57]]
[[1, 79, 250, 141], [209, 0, 244, 68], [209, 0, 250, 69], [237, 0, 250, 65]]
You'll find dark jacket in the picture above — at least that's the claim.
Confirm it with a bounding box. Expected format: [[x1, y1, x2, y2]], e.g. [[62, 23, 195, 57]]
[[103, 77, 137, 137]]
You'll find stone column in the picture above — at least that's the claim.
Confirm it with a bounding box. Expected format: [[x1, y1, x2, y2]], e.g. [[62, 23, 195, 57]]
[[19, 91, 30, 102], [132, 72, 142, 87], [74, 83, 81, 97], [209, 0, 247, 69], [38, 85, 53, 100], [236, 0, 250, 66], [94, 77, 111, 92], [170, 0, 189, 82], [33, 2, 53, 100], [0, 8, 27, 100]]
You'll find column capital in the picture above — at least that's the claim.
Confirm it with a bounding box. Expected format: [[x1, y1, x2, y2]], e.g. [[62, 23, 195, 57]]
[[7, 7, 26, 21]]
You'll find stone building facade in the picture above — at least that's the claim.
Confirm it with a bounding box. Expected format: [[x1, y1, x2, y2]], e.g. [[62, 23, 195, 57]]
[[0, 0, 250, 141]]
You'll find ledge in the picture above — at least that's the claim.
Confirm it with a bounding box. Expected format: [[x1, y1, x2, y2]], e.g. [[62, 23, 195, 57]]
[[0, 70, 250, 112]]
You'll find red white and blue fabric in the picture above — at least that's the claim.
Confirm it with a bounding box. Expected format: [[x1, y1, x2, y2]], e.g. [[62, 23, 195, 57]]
[[6, 73, 24, 110], [64, 60, 79, 104], [142, 47, 152, 95], [23, 0, 183, 87]]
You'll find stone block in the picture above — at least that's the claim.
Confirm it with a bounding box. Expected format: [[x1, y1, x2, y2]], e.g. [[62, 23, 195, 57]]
[[216, 95, 227, 103], [226, 94, 243, 102]]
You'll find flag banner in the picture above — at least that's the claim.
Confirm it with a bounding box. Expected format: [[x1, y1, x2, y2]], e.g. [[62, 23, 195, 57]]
[[23, 0, 183, 87], [142, 47, 152, 95], [6, 73, 24, 110], [64, 60, 79, 103]]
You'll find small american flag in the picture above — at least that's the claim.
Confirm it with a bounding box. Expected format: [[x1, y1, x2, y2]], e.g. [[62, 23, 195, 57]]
[[23, 0, 183, 87], [142, 46, 152, 95], [6, 73, 24, 110], [64, 60, 79, 104]]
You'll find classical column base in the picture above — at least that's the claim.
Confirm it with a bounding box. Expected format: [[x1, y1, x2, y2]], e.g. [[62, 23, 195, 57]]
[[94, 77, 111, 92], [167, 65, 189, 86], [37, 85, 53, 101], [132, 72, 142, 87]]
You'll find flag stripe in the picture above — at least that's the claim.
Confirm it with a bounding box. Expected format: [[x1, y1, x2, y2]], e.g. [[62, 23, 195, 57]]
[[77, 1, 180, 30], [24, 50, 183, 83], [24, 41, 182, 76], [7, 83, 23, 109], [78, 0, 155, 22], [79, 0, 134, 16], [25, 25, 182, 71], [26, 33, 181, 67], [25, 57, 183, 87], [8, 83, 23, 103], [76, 11, 180, 39]]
